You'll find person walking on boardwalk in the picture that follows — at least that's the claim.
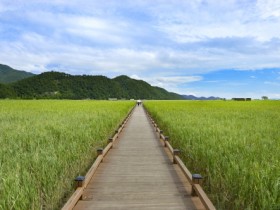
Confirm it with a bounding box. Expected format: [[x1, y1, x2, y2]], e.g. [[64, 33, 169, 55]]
[[137, 99, 142, 106]]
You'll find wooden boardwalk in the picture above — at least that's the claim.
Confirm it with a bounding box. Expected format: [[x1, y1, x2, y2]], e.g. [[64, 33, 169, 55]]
[[73, 105, 206, 210]]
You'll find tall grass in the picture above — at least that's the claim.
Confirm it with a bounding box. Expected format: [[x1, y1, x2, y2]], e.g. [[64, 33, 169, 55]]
[[144, 100, 280, 210], [0, 100, 134, 210]]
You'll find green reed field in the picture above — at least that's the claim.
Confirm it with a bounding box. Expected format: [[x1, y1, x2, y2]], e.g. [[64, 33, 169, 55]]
[[144, 100, 280, 210], [0, 100, 134, 210]]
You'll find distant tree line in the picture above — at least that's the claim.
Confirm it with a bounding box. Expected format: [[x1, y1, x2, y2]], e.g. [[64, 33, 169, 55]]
[[232, 98, 252, 101], [0, 72, 182, 100]]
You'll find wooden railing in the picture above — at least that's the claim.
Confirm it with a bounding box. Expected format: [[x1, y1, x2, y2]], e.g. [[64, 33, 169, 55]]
[[61, 106, 135, 210], [145, 108, 216, 210]]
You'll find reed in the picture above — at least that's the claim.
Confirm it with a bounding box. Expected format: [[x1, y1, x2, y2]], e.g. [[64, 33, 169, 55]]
[[0, 100, 134, 210], [145, 100, 280, 210]]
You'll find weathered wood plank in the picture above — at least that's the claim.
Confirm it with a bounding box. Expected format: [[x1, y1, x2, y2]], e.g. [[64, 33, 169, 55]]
[[72, 106, 207, 210]]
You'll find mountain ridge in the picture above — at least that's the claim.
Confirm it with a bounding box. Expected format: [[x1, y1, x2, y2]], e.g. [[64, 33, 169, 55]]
[[0, 64, 222, 100], [182, 95, 222, 100], [0, 64, 35, 83], [0, 70, 183, 99]]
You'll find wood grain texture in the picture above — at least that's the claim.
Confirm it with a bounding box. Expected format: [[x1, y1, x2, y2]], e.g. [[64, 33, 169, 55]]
[[73, 106, 206, 210]]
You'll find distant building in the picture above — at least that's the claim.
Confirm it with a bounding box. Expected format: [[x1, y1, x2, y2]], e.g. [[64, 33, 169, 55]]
[[232, 98, 251, 101]]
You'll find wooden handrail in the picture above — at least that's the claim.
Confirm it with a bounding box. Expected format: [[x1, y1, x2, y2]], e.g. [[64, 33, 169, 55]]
[[103, 142, 113, 157], [165, 141, 174, 154], [61, 188, 83, 210], [193, 184, 216, 210], [174, 155, 192, 183], [156, 127, 160, 133], [61, 105, 135, 210]]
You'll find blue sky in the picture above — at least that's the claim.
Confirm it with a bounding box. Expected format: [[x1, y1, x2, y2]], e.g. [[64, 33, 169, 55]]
[[0, 0, 280, 98]]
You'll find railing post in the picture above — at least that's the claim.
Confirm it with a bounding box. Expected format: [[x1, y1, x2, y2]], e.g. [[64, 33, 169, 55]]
[[75, 176, 85, 189], [108, 138, 113, 147], [192, 174, 203, 196], [173, 149, 180, 164], [97, 148, 103, 162], [164, 136, 169, 147], [97, 148, 103, 156], [159, 130, 163, 138], [108, 138, 113, 143], [74, 176, 85, 200]]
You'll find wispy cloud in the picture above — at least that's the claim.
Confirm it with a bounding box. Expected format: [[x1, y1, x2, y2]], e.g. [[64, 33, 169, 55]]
[[157, 76, 203, 84], [264, 81, 280, 86], [0, 0, 280, 98], [256, 0, 280, 19]]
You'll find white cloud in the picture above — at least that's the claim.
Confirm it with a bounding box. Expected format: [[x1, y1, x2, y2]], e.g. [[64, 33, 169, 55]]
[[157, 76, 203, 84], [269, 93, 280, 99], [154, 1, 280, 43], [0, 0, 280, 99], [2, 1, 280, 74], [130, 74, 141, 80], [23, 11, 130, 45], [257, 0, 280, 19], [264, 81, 280, 86]]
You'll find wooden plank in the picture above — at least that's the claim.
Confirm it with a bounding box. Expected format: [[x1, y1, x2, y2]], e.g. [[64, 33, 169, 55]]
[[74, 202, 197, 210], [70, 106, 211, 210], [83, 155, 103, 188]]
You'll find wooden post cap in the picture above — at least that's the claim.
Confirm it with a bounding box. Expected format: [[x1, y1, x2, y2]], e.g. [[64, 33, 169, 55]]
[[164, 136, 169, 147], [192, 174, 203, 185], [108, 138, 113, 143], [160, 130, 163, 134], [75, 176, 85, 188], [97, 148, 103, 155], [173, 149, 180, 155], [192, 174, 203, 196], [192, 174, 203, 180], [75, 176, 85, 182], [173, 149, 180, 164], [115, 130, 118, 133]]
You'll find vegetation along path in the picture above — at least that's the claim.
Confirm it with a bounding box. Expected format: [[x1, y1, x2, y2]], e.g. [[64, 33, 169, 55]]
[[73, 105, 206, 210]]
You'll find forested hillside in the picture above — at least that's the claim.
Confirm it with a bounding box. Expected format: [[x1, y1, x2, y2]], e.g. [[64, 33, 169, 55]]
[[0, 71, 182, 100], [0, 64, 34, 83]]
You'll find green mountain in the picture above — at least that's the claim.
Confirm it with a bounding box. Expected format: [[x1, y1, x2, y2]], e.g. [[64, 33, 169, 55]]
[[0, 71, 183, 99], [0, 64, 35, 83], [113, 75, 181, 99]]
